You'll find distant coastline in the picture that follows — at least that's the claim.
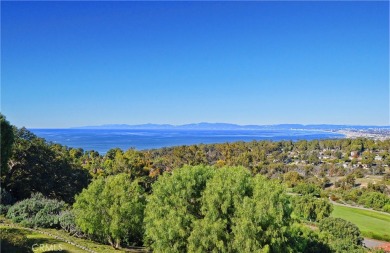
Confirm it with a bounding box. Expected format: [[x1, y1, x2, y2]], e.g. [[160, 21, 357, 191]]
[[71, 122, 390, 131], [29, 123, 390, 154], [29, 128, 344, 154], [336, 129, 390, 141]]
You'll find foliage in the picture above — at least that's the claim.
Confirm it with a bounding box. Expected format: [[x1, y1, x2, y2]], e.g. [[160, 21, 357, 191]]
[[383, 204, 390, 213], [187, 166, 253, 252], [73, 173, 145, 248], [145, 166, 302, 253], [0, 227, 33, 253], [283, 171, 303, 187], [319, 217, 363, 246], [293, 182, 321, 196], [293, 195, 333, 222], [358, 191, 390, 210], [0, 204, 11, 215], [287, 223, 331, 253], [0, 187, 15, 215], [144, 165, 215, 252], [6, 193, 66, 228], [1, 187, 15, 205], [0, 114, 14, 180], [4, 127, 91, 203], [59, 210, 83, 237], [229, 175, 292, 252]]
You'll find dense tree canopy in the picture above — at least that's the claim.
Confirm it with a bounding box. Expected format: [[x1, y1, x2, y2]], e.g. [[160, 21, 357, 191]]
[[293, 195, 333, 222], [1, 114, 389, 252], [145, 166, 308, 253], [144, 165, 215, 252], [4, 127, 90, 202], [319, 217, 365, 252], [0, 114, 14, 179], [73, 173, 145, 248], [188, 166, 253, 252]]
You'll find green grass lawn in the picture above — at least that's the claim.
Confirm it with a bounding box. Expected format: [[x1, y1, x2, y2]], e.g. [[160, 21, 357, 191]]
[[331, 205, 390, 242], [0, 225, 84, 252], [0, 225, 145, 253]]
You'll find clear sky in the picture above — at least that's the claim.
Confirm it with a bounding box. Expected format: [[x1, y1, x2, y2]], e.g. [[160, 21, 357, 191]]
[[2, 1, 389, 128]]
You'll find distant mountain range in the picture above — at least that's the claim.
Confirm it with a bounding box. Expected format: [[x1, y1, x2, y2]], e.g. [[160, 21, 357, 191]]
[[72, 123, 390, 131]]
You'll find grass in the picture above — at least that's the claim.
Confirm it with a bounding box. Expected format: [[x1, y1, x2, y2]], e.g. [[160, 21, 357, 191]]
[[331, 205, 390, 242], [0, 225, 83, 252], [0, 224, 146, 253], [40, 227, 146, 253]]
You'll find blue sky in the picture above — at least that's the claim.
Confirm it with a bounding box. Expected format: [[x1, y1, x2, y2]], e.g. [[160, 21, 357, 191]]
[[2, 1, 389, 128]]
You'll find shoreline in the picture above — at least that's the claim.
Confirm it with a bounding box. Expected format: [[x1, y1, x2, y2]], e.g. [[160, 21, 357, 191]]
[[336, 129, 390, 141]]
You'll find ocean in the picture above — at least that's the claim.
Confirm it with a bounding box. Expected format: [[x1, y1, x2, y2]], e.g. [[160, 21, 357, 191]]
[[29, 129, 344, 154]]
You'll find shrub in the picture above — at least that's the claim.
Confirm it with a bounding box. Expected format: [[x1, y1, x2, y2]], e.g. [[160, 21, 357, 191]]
[[59, 210, 83, 237], [293, 195, 333, 222], [1, 187, 15, 205], [73, 173, 145, 248], [383, 204, 390, 213], [319, 217, 363, 246], [293, 183, 321, 196], [0, 204, 11, 215], [358, 192, 390, 210], [6, 193, 66, 228], [0, 188, 15, 214]]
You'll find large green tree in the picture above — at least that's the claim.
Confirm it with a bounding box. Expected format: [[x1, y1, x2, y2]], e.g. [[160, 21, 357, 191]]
[[144, 165, 215, 252], [319, 217, 363, 246], [292, 195, 333, 222], [230, 175, 292, 252], [0, 114, 14, 180], [5, 127, 90, 202], [73, 173, 145, 248], [188, 166, 252, 253], [145, 165, 332, 253]]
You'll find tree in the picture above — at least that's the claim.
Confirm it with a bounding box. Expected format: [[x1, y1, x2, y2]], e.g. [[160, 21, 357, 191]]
[[73, 173, 145, 248], [230, 175, 292, 252], [144, 165, 215, 252], [319, 217, 363, 247], [5, 127, 90, 202], [188, 166, 252, 252], [358, 191, 390, 210], [293, 183, 321, 196], [283, 171, 303, 187], [287, 223, 331, 253], [0, 114, 14, 181], [293, 195, 333, 222]]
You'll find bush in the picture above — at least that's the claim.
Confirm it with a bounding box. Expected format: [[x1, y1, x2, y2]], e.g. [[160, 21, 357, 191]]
[[73, 173, 145, 248], [287, 223, 331, 253], [383, 204, 390, 213], [1, 187, 15, 205], [293, 195, 333, 222], [358, 192, 390, 210], [0, 204, 11, 215], [293, 183, 321, 196], [6, 193, 66, 228], [319, 217, 363, 246], [59, 210, 83, 237], [0, 188, 15, 214]]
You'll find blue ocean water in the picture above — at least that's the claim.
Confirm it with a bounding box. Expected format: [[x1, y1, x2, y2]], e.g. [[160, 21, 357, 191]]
[[29, 129, 344, 154]]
